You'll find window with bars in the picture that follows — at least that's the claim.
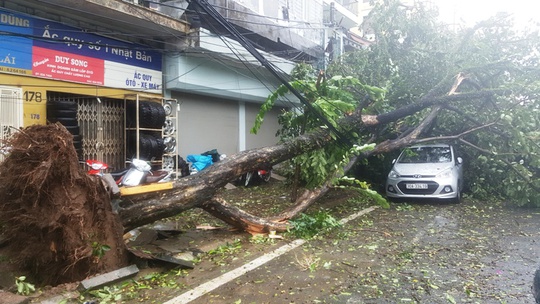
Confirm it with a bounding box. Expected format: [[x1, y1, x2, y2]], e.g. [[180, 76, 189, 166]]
[[0, 87, 23, 162]]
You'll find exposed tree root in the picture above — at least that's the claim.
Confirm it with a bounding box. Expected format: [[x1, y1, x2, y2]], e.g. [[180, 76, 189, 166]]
[[0, 124, 128, 286]]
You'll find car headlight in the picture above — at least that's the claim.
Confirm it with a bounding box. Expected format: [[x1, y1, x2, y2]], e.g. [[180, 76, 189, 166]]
[[388, 170, 400, 178], [436, 168, 452, 178]]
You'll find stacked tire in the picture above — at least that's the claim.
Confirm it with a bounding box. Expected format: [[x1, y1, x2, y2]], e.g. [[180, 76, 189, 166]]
[[127, 132, 165, 161], [126, 101, 166, 129], [126, 101, 166, 161], [46, 100, 82, 157]]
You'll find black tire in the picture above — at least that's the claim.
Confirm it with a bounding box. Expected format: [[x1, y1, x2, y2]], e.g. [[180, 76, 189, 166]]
[[48, 117, 78, 126], [138, 133, 160, 160], [47, 108, 77, 118], [126, 101, 166, 129], [147, 103, 159, 128], [451, 187, 461, 204], [155, 137, 166, 155], [149, 102, 161, 128], [126, 102, 137, 128], [126, 101, 152, 128], [139, 102, 153, 128], [153, 102, 166, 128], [47, 100, 77, 111], [73, 141, 83, 150], [147, 136, 158, 159], [138, 134, 153, 160], [65, 126, 80, 135]]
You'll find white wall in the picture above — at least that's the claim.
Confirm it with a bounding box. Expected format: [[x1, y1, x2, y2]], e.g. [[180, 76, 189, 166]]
[[171, 92, 284, 159]]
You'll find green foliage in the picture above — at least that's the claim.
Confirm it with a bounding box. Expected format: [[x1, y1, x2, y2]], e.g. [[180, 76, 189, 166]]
[[294, 253, 321, 272], [328, 0, 540, 206], [254, 0, 540, 206], [253, 63, 386, 188], [288, 211, 342, 239], [250, 235, 276, 245], [137, 272, 180, 288], [81, 269, 187, 303], [88, 286, 122, 304], [15, 276, 35, 296], [206, 239, 243, 266], [337, 175, 390, 209], [395, 203, 414, 211], [207, 239, 242, 256], [91, 242, 111, 259]]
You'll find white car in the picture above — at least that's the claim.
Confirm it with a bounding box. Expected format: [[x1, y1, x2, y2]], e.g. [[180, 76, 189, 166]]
[[386, 144, 463, 203]]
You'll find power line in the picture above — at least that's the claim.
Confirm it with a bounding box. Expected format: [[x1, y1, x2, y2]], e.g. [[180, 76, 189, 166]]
[[182, 6, 300, 111], [150, 0, 328, 28], [1, 3, 326, 63], [189, 0, 353, 147], [0, 1, 343, 109]]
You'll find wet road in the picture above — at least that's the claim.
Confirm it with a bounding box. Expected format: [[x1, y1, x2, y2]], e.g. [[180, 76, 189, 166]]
[[174, 199, 540, 303]]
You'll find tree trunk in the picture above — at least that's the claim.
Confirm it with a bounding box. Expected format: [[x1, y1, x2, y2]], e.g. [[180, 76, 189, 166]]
[[118, 89, 507, 232]]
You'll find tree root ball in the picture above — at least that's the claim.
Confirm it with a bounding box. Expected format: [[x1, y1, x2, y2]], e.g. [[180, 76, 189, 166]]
[[0, 124, 128, 286]]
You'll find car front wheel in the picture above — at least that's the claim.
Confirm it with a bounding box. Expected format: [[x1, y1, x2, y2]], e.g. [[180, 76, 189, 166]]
[[451, 187, 462, 204]]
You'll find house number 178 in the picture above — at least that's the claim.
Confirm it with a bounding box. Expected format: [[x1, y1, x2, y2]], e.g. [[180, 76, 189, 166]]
[[24, 91, 43, 102]]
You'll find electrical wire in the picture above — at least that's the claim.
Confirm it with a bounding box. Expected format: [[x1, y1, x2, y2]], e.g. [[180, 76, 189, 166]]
[[150, 0, 329, 28], [0, 3, 326, 61], [1, 0, 358, 120], [188, 15, 300, 110], [188, 0, 353, 147]]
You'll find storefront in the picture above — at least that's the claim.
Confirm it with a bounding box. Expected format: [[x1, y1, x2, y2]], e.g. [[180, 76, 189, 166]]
[[0, 8, 166, 168]]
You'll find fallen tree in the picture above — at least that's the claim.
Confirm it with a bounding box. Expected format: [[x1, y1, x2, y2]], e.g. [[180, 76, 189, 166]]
[[119, 0, 540, 231], [1, 0, 539, 286], [118, 84, 507, 233]]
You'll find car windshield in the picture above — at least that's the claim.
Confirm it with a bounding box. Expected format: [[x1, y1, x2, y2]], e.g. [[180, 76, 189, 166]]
[[398, 146, 452, 163]]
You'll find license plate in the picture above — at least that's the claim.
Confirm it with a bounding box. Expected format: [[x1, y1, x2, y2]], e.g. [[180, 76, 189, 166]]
[[406, 183, 428, 189]]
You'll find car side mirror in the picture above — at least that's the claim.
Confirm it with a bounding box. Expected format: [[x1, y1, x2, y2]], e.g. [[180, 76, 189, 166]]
[[457, 157, 463, 164]]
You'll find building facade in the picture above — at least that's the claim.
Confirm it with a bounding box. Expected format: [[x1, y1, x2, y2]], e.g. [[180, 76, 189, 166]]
[[0, 0, 362, 170], [158, 0, 362, 157]]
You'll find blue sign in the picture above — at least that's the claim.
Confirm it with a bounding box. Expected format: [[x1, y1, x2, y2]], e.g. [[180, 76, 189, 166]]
[[0, 10, 33, 71], [0, 7, 161, 72]]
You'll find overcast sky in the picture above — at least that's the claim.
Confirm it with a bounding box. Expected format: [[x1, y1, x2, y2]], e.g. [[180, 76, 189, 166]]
[[434, 0, 539, 28]]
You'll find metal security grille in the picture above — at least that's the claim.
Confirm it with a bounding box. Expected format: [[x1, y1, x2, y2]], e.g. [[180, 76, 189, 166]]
[[78, 97, 125, 170], [0, 86, 23, 163], [47, 92, 125, 170]]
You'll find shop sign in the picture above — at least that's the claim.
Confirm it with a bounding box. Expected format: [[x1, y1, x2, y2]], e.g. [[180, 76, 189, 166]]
[[0, 8, 162, 93]]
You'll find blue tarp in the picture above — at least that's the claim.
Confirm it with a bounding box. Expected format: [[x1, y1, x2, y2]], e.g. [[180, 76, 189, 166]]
[[186, 154, 213, 171]]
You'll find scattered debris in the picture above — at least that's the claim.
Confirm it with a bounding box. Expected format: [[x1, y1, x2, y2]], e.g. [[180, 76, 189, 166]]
[[77, 265, 139, 292], [127, 228, 158, 247], [128, 248, 194, 269]]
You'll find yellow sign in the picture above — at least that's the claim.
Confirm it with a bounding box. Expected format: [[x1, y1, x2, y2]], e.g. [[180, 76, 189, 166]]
[[22, 88, 47, 126]]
